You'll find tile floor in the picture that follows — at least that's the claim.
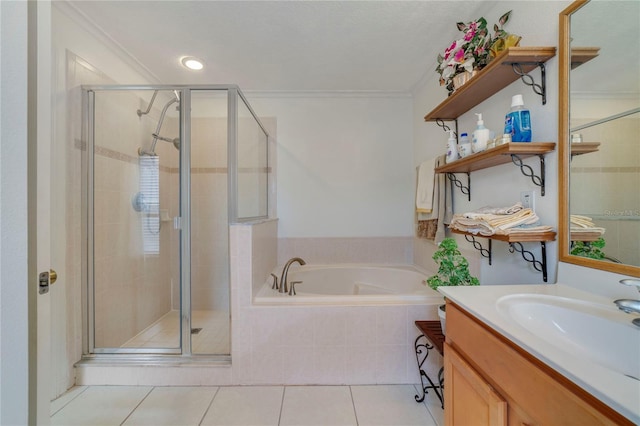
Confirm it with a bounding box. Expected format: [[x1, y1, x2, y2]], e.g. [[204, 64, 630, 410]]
[[51, 384, 444, 426], [121, 310, 230, 355]]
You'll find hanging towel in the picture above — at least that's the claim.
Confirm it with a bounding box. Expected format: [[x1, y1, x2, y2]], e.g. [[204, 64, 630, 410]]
[[416, 157, 438, 213], [416, 155, 452, 243]]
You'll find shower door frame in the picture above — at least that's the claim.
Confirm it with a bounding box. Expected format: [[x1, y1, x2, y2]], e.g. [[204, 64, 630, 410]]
[[82, 84, 270, 358]]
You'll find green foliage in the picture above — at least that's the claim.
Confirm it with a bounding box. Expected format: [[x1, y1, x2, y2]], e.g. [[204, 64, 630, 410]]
[[570, 237, 606, 260], [426, 238, 480, 290]]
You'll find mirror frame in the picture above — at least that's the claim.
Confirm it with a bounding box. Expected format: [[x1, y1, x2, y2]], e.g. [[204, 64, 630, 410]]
[[558, 0, 640, 277]]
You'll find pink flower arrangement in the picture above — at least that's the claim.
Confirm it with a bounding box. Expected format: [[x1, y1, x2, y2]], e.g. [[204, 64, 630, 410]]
[[436, 11, 514, 94]]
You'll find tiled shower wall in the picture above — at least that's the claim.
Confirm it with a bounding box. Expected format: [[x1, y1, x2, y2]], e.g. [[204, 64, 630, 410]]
[[189, 117, 229, 312]]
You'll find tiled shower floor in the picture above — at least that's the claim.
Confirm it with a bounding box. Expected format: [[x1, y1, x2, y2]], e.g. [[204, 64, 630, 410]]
[[122, 310, 230, 355], [51, 384, 444, 425]]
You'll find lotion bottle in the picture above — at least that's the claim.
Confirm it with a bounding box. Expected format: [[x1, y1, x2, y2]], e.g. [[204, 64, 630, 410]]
[[504, 94, 532, 142], [472, 113, 490, 152], [445, 130, 458, 163]]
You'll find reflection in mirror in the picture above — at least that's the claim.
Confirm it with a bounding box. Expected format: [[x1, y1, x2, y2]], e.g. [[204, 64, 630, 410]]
[[559, 0, 640, 277], [570, 109, 640, 265]]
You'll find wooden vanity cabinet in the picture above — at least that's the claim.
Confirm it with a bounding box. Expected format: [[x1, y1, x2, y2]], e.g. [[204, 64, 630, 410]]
[[444, 301, 633, 426]]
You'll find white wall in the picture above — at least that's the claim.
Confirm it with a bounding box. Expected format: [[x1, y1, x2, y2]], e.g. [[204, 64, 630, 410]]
[[50, 3, 157, 399], [0, 1, 30, 423], [247, 94, 415, 239], [412, 1, 571, 285]]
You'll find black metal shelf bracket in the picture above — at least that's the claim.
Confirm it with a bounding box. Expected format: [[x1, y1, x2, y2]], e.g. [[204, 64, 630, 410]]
[[435, 118, 458, 136], [510, 62, 547, 105], [446, 172, 470, 201], [510, 154, 546, 196], [509, 241, 549, 282], [464, 235, 492, 265]]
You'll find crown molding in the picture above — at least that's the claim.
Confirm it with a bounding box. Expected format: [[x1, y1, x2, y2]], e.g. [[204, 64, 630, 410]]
[[54, 1, 161, 84], [242, 90, 412, 99]]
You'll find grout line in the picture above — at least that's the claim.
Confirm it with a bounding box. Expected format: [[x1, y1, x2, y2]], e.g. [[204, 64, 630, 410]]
[[278, 386, 287, 425], [413, 383, 442, 426], [50, 385, 90, 416], [348, 385, 360, 426], [197, 386, 220, 426], [119, 386, 155, 426]]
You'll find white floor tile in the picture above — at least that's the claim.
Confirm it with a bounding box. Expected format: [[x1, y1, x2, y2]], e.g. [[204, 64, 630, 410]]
[[50, 386, 152, 426], [200, 386, 283, 426], [49, 384, 445, 426], [50, 386, 88, 416], [351, 385, 436, 426], [279, 386, 357, 426], [416, 384, 444, 426], [122, 386, 218, 426]]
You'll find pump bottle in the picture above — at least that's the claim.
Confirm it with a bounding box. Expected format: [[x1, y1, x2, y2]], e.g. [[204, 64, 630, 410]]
[[472, 113, 490, 152]]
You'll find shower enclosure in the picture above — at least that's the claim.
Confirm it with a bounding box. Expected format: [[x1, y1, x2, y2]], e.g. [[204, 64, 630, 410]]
[[82, 85, 269, 357]]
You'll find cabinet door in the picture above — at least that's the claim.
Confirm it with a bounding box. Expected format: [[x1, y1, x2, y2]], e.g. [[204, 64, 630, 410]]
[[444, 343, 507, 426]]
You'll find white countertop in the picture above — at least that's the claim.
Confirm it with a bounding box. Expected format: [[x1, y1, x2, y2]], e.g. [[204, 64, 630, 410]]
[[439, 284, 640, 424]]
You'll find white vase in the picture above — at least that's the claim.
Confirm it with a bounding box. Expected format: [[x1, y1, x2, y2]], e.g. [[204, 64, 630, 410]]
[[438, 304, 446, 334]]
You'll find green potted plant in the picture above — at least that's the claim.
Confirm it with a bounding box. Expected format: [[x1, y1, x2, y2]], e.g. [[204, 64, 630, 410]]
[[425, 238, 480, 333], [570, 237, 606, 260]]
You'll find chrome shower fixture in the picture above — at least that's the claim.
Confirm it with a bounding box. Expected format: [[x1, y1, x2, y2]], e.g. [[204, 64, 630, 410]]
[[137, 90, 181, 156]]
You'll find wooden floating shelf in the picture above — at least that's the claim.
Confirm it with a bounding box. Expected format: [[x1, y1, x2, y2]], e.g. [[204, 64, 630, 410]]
[[425, 47, 557, 121], [435, 142, 556, 174], [571, 47, 600, 70], [570, 142, 600, 156], [451, 229, 557, 243], [570, 231, 602, 242]]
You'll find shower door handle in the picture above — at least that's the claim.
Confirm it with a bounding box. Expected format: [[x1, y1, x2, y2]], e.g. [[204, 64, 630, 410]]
[[173, 216, 182, 230]]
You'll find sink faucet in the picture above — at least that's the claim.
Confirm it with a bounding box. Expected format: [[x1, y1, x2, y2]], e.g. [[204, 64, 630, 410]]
[[613, 279, 640, 327], [280, 257, 306, 294]]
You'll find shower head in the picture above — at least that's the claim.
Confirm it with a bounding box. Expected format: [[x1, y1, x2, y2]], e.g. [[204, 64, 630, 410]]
[[151, 133, 180, 150], [139, 95, 180, 156]]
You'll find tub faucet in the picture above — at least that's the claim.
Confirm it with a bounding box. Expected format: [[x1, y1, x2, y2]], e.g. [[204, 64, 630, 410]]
[[280, 257, 306, 294], [613, 279, 640, 328]]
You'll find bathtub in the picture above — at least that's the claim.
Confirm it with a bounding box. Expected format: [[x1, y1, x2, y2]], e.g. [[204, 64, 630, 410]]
[[254, 264, 443, 305]]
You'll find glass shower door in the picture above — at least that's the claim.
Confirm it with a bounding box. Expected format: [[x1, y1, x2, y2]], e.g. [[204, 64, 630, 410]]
[[90, 89, 181, 353], [189, 90, 230, 355]]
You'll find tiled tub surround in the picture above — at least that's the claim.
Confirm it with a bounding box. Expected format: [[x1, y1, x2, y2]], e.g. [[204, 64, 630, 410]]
[[77, 221, 443, 386], [231, 221, 443, 386]]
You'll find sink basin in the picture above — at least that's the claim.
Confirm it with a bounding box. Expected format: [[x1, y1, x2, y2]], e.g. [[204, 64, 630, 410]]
[[496, 294, 640, 380]]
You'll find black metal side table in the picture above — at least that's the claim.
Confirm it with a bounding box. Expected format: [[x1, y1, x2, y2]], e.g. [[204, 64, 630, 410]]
[[414, 320, 445, 408]]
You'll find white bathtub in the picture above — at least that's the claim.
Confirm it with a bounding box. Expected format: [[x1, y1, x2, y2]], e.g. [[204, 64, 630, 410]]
[[254, 264, 443, 305]]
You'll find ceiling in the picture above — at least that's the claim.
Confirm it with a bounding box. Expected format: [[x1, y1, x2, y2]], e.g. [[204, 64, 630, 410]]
[[63, 1, 493, 92]]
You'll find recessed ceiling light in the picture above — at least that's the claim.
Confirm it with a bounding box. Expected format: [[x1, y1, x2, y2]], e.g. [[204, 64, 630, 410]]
[[181, 56, 204, 70]]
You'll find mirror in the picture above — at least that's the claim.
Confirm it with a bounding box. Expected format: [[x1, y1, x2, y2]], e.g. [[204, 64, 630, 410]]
[[559, 0, 640, 277]]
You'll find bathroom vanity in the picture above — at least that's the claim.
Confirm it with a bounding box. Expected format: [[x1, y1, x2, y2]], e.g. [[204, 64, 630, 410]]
[[440, 285, 638, 426]]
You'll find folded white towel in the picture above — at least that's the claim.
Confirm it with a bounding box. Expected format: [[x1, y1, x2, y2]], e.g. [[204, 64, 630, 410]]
[[416, 158, 437, 213]]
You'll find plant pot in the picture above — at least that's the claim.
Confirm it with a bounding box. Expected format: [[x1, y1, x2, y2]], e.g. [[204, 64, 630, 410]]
[[452, 70, 479, 91], [438, 304, 446, 334]]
